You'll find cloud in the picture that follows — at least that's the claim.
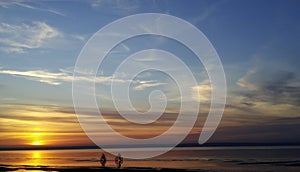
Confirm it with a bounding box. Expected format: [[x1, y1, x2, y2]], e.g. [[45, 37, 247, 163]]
[[72, 34, 86, 42], [209, 114, 300, 143], [0, 68, 116, 85], [192, 80, 212, 102], [237, 69, 258, 90], [0, 68, 170, 89], [133, 56, 161, 62], [0, 1, 65, 16], [106, 43, 131, 55], [133, 80, 166, 90], [236, 69, 300, 106], [0, 47, 25, 54], [0, 69, 68, 85], [0, 22, 60, 53], [89, 0, 140, 15], [190, 0, 225, 24]]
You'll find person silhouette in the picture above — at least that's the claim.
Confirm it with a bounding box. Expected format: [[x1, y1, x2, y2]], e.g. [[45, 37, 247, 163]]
[[114, 153, 123, 168], [100, 153, 107, 167]]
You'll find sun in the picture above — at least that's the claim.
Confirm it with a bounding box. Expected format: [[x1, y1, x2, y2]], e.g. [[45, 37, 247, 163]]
[[31, 141, 43, 146]]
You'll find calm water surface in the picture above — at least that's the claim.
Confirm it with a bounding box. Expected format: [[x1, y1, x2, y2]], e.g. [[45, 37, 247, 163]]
[[1, 146, 300, 172]]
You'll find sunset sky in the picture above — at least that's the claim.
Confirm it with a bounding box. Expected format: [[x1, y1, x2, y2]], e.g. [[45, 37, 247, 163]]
[[0, 0, 300, 149]]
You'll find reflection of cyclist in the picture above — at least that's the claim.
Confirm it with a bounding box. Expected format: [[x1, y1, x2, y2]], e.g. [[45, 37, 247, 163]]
[[114, 153, 123, 168], [100, 153, 107, 167]]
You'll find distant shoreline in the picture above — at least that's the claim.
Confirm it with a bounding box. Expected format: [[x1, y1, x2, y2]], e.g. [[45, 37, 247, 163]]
[[0, 166, 207, 172], [1, 142, 300, 151]]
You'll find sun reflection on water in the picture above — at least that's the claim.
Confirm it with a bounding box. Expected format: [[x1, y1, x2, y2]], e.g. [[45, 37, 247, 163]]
[[32, 151, 41, 159], [29, 151, 42, 166]]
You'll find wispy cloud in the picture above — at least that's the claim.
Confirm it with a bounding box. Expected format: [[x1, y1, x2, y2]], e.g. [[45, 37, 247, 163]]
[[0, 68, 170, 89], [0, 69, 116, 85], [190, 0, 225, 24], [236, 68, 300, 106], [133, 56, 161, 62], [89, 0, 140, 15], [133, 80, 166, 90], [0, 21, 60, 53], [0, 69, 69, 85], [71, 34, 86, 42], [0, 1, 65, 16], [237, 69, 258, 90], [192, 80, 211, 102]]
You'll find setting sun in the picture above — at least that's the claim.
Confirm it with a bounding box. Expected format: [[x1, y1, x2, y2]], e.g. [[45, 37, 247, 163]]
[[31, 141, 43, 146]]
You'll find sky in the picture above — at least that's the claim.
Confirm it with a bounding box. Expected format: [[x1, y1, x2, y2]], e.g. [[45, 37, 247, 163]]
[[0, 0, 300, 149]]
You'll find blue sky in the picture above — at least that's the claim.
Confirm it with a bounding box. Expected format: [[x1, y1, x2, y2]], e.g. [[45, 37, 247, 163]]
[[0, 0, 300, 148]]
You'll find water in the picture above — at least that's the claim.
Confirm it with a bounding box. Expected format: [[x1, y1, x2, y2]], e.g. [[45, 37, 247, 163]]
[[1, 146, 300, 171]]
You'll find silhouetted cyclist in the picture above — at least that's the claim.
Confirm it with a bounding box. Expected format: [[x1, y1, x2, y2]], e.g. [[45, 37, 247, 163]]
[[114, 153, 123, 168], [100, 153, 107, 167]]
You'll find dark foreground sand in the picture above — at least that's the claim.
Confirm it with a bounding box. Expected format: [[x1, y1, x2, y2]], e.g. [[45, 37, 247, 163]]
[[0, 166, 209, 172]]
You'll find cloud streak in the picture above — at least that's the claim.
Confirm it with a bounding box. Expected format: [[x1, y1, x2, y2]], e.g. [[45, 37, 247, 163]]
[[0, 68, 170, 89], [0, 69, 113, 85], [190, 0, 225, 24], [90, 0, 140, 15], [0, 1, 65, 16], [133, 80, 166, 90]]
